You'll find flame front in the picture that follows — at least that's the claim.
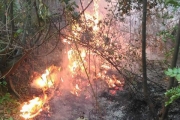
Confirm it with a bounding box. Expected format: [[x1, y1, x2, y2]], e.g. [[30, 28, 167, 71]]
[[20, 66, 60, 119], [19, 0, 124, 118], [20, 95, 47, 119], [68, 48, 86, 74], [36, 70, 53, 89]]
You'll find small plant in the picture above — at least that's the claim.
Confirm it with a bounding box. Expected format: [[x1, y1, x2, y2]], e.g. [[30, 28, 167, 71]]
[[0, 80, 19, 120], [164, 68, 180, 106], [0, 80, 7, 86], [0, 93, 11, 104], [165, 0, 180, 7]]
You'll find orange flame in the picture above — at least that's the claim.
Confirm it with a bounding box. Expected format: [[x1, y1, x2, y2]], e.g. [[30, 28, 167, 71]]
[[68, 49, 86, 73], [20, 95, 47, 119], [93, 0, 99, 31], [20, 66, 60, 119], [107, 76, 122, 88], [32, 66, 60, 90], [19, 1, 125, 118], [37, 70, 53, 88]]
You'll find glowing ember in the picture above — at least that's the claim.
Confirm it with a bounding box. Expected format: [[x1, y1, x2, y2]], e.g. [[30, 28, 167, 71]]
[[20, 95, 47, 119], [71, 84, 81, 96], [107, 76, 122, 88], [108, 78, 116, 88]]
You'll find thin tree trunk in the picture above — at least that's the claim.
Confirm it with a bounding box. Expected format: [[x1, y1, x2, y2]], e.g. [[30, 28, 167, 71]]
[[0, 0, 14, 69], [2, 0, 7, 24], [10, 0, 14, 35], [142, 0, 148, 102], [142, 0, 157, 119], [160, 19, 180, 120]]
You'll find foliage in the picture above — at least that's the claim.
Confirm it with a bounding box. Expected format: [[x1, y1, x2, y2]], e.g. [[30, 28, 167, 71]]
[[158, 29, 176, 42], [165, 0, 180, 7], [0, 93, 11, 104], [0, 80, 19, 119], [0, 80, 7, 86], [165, 86, 180, 106], [157, 24, 178, 60], [165, 68, 180, 81], [165, 68, 180, 106], [115, 0, 158, 16], [60, 0, 79, 21], [38, 0, 51, 20]]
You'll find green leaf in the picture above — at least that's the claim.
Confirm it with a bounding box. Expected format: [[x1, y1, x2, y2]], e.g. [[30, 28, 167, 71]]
[[177, 68, 180, 73], [165, 0, 179, 6], [14, 28, 23, 38], [168, 68, 173, 73], [16, 29, 23, 34], [175, 74, 180, 81], [173, 68, 178, 74], [171, 73, 177, 77], [2, 81, 7, 85], [72, 1, 79, 8], [165, 86, 180, 106], [165, 71, 171, 76], [64, 0, 71, 4]]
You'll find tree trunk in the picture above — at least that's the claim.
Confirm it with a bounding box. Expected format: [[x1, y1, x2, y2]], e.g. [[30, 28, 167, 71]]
[[10, 0, 14, 35], [160, 19, 180, 120], [2, 0, 7, 24], [142, 0, 157, 119]]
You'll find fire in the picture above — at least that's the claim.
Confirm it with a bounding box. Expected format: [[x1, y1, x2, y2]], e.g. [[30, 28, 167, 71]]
[[32, 66, 60, 90], [20, 66, 60, 119], [81, 49, 86, 58], [71, 84, 81, 96], [93, 0, 99, 31], [106, 75, 122, 88], [19, 1, 125, 118], [20, 95, 47, 119], [68, 48, 86, 73], [36, 70, 53, 89], [83, 13, 99, 31], [108, 78, 116, 88]]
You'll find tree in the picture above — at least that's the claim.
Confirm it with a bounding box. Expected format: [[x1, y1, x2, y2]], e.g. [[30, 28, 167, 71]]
[[160, 19, 180, 120], [142, 0, 158, 119], [0, 0, 61, 95]]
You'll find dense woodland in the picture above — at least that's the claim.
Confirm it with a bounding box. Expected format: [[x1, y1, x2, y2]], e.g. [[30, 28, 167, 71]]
[[0, 0, 180, 120]]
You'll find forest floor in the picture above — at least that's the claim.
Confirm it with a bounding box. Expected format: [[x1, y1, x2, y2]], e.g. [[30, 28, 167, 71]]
[[1, 38, 180, 120]]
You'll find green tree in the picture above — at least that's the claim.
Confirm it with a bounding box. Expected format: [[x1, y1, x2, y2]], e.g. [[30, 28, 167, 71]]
[[160, 19, 180, 120]]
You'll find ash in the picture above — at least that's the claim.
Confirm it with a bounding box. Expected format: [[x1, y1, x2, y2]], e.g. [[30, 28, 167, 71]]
[[35, 88, 125, 120]]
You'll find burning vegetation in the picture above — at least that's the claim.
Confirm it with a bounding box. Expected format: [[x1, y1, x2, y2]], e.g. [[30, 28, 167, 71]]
[[1, 0, 178, 119], [20, 44, 124, 119], [19, 1, 124, 119]]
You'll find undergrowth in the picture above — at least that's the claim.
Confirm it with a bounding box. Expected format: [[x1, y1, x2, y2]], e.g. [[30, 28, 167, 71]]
[[0, 80, 20, 120]]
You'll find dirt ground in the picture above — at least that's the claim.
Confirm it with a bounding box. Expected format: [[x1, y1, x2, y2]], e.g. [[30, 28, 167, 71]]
[[3, 36, 180, 120]]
